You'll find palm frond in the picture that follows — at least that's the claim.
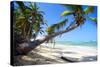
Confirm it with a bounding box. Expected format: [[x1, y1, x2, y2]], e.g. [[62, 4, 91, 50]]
[[14, 1, 45, 39], [29, 2, 35, 9], [16, 1, 26, 12], [46, 19, 68, 34], [84, 6, 94, 14], [61, 10, 73, 16], [88, 17, 97, 23]]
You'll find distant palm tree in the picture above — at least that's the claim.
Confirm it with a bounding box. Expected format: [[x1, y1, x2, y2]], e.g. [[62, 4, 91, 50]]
[[12, 1, 97, 55]]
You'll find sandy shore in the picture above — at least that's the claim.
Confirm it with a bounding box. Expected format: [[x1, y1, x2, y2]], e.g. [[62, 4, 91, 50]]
[[14, 43, 97, 66], [41, 43, 97, 61]]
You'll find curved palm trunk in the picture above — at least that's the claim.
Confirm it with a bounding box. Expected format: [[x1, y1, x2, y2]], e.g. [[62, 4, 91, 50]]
[[16, 24, 78, 55], [40, 24, 78, 44], [14, 1, 80, 55]]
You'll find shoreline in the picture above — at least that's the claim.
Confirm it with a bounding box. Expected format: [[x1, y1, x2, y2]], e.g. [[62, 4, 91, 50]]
[[14, 43, 97, 66], [41, 43, 97, 61], [42, 43, 97, 54]]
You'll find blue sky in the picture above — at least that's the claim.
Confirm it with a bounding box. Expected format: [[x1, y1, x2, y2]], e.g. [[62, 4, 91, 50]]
[[14, 2, 97, 42], [36, 2, 97, 42]]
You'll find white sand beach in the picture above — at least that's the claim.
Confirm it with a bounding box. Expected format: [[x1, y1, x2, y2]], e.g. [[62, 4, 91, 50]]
[[15, 43, 97, 65], [39, 43, 97, 62]]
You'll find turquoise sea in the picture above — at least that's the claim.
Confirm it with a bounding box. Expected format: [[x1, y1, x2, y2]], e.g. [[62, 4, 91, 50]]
[[56, 41, 97, 48]]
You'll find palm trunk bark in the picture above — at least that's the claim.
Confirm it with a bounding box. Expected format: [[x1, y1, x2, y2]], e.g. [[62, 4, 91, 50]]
[[39, 24, 78, 44], [16, 24, 78, 55]]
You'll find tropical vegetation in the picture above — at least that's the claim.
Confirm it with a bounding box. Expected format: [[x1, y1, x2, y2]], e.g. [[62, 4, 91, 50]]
[[11, 1, 97, 55]]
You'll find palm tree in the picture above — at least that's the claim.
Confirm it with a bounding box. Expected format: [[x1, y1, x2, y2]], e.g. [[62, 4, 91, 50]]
[[39, 4, 97, 46], [14, 1, 46, 42], [12, 1, 97, 55], [13, 1, 46, 55]]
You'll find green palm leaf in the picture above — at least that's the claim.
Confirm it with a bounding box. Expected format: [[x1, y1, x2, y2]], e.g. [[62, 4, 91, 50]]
[[14, 1, 45, 39], [46, 19, 68, 34], [88, 17, 97, 23], [84, 6, 94, 14], [61, 10, 73, 16]]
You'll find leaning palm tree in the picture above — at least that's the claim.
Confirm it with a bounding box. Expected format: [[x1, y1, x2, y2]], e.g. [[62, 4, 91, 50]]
[[45, 5, 97, 44], [12, 1, 97, 55], [42, 5, 97, 45]]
